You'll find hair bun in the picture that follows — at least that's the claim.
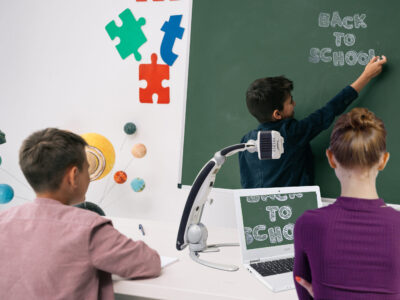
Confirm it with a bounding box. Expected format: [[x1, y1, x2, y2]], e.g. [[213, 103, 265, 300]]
[[347, 108, 376, 130], [330, 107, 386, 169]]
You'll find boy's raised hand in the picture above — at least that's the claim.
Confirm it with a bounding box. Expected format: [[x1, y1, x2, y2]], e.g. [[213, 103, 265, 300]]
[[363, 55, 387, 79], [351, 55, 387, 93]]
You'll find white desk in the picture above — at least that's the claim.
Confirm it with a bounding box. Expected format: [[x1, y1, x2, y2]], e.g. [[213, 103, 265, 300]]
[[110, 217, 298, 300]]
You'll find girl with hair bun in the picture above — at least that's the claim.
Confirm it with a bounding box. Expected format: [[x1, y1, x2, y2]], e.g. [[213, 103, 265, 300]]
[[294, 108, 400, 300]]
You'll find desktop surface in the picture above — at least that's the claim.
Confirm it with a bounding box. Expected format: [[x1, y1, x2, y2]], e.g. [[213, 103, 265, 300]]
[[110, 217, 298, 300]]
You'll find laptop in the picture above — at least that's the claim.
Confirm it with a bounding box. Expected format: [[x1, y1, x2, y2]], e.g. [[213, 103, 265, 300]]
[[234, 186, 322, 292]]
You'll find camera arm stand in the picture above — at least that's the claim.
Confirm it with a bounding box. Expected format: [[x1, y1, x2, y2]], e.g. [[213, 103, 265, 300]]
[[185, 142, 257, 272], [176, 131, 284, 272]]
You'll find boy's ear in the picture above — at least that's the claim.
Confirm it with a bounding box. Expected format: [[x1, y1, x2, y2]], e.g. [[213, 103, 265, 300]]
[[272, 109, 282, 120], [326, 149, 337, 169], [65, 166, 79, 188]]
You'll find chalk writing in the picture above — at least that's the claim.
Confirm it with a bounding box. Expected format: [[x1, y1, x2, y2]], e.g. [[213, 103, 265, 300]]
[[282, 223, 294, 240], [266, 206, 279, 222], [289, 193, 303, 200], [333, 32, 356, 47], [246, 195, 260, 203], [241, 192, 316, 249], [244, 227, 254, 245], [247, 193, 303, 203], [318, 12, 367, 29], [266, 205, 293, 221], [243, 193, 298, 245], [253, 225, 268, 242], [244, 224, 294, 245], [279, 206, 292, 220], [310, 11, 375, 67], [309, 48, 375, 66], [268, 227, 283, 243]]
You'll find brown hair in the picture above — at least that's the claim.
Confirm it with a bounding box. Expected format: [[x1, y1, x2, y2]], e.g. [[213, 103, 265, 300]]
[[19, 128, 87, 193], [329, 108, 386, 168]]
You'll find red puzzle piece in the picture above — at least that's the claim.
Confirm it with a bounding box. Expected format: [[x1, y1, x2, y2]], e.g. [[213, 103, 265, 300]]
[[139, 53, 170, 104]]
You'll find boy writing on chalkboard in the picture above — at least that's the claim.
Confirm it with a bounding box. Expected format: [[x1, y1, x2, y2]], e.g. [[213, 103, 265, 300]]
[[239, 56, 387, 188], [0, 128, 161, 299]]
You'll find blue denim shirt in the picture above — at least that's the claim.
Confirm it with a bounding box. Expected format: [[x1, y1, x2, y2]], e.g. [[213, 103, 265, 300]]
[[239, 86, 358, 188]]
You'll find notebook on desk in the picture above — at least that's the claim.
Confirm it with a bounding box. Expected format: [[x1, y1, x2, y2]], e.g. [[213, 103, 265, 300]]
[[161, 256, 178, 268], [234, 186, 322, 292]]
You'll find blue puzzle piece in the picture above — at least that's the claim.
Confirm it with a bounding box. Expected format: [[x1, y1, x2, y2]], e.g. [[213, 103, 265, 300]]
[[160, 15, 185, 66], [105, 9, 147, 61]]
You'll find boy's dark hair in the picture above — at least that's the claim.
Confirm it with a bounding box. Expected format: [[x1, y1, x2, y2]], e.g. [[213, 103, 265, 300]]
[[19, 128, 87, 193], [246, 76, 293, 123]]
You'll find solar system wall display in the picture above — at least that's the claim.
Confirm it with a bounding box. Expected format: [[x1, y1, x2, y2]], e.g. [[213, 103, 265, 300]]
[[82, 125, 149, 209]]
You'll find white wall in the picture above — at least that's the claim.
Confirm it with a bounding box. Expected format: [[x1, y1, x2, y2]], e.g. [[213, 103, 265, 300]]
[[0, 0, 239, 229]]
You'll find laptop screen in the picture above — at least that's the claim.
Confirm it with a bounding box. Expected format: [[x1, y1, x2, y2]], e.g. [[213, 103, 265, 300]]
[[238, 189, 320, 250]]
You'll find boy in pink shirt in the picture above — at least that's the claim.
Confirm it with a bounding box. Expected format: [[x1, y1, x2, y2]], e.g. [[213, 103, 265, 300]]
[[0, 128, 161, 300]]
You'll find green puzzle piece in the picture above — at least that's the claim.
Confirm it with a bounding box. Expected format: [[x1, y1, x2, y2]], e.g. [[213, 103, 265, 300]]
[[105, 9, 147, 61]]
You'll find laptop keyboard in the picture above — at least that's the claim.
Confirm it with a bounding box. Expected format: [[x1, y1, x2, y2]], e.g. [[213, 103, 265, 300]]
[[250, 257, 294, 277]]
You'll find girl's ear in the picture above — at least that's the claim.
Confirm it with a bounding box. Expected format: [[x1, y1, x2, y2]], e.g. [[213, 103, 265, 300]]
[[326, 149, 337, 169], [378, 152, 390, 171]]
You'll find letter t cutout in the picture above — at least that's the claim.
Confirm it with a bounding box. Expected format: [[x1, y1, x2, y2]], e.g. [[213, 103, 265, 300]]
[[160, 15, 185, 66]]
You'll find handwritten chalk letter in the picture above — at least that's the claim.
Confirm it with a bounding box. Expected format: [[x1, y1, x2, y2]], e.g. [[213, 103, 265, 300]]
[[268, 227, 283, 244], [278, 206, 292, 220], [266, 206, 279, 222], [283, 224, 294, 240], [253, 225, 268, 242], [247, 195, 260, 203], [244, 227, 254, 245]]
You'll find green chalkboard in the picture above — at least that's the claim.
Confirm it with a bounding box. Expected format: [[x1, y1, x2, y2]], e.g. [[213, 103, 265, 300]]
[[181, 0, 400, 203], [240, 192, 317, 250]]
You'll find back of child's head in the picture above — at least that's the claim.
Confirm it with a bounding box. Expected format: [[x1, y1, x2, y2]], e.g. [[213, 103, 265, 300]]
[[330, 108, 386, 169], [19, 128, 87, 193], [246, 76, 293, 123]]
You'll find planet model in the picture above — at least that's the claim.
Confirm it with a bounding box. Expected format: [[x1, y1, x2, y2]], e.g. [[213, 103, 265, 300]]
[[81, 133, 116, 181], [131, 143, 147, 158], [124, 122, 137, 135], [0, 184, 14, 204], [130, 178, 145, 192], [114, 171, 127, 184]]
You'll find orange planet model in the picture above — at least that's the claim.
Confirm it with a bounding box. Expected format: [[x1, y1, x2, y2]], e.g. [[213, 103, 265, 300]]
[[131, 143, 147, 158], [114, 171, 127, 184]]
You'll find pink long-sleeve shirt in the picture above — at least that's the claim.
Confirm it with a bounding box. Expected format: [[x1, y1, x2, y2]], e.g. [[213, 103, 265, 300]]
[[0, 198, 161, 300]]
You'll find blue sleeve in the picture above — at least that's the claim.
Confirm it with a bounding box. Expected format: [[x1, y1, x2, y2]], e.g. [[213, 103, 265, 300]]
[[239, 133, 254, 188], [294, 215, 313, 300], [287, 86, 358, 146]]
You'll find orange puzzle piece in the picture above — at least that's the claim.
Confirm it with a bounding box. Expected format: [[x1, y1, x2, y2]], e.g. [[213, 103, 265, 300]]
[[139, 53, 170, 104]]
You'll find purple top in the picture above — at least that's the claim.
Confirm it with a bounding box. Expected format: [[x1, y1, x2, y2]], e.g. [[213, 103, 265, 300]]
[[0, 198, 161, 300], [294, 197, 400, 300]]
